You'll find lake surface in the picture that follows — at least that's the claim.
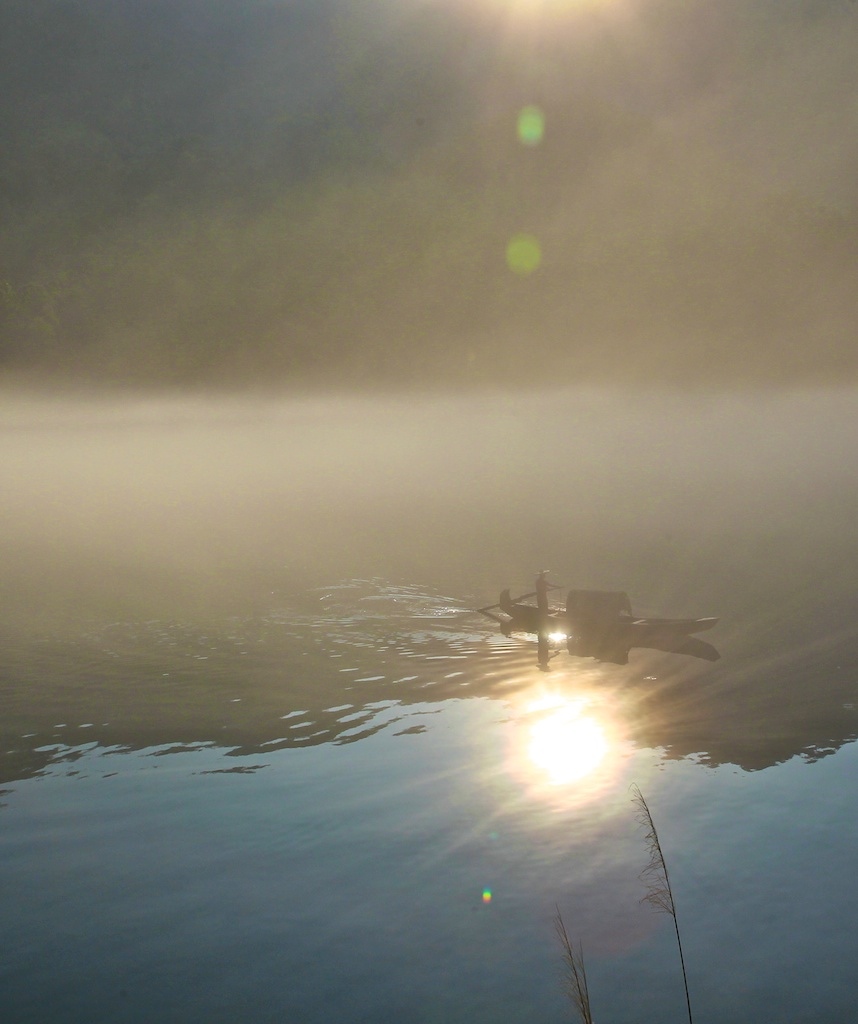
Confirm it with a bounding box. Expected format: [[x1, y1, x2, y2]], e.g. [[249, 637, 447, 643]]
[[2, 388, 857, 1023]]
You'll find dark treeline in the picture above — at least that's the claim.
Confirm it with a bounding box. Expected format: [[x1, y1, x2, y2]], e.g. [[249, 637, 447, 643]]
[[2, 0, 857, 388]]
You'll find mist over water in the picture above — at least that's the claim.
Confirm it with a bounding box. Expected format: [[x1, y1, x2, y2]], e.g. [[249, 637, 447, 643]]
[[5, 385, 858, 625], [3, 385, 857, 777]]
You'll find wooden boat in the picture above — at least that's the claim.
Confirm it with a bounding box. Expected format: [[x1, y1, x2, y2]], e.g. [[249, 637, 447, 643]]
[[479, 583, 719, 665]]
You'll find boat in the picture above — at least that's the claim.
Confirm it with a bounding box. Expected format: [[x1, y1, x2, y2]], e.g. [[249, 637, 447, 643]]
[[478, 578, 719, 666]]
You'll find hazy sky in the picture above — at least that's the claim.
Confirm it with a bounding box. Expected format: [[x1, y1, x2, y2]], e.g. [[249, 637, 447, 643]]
[[2, 0, 857, 387], [257, 0, 858, 204]]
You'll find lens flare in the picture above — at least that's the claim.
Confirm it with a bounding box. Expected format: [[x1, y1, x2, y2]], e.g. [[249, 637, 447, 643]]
[[517, 105, 545, 145], [506, 234, 542, 274]]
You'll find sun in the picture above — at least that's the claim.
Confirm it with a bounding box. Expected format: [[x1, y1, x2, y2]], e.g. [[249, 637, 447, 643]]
[[488, 0, 635, 31], [493, 0, 619, 12]]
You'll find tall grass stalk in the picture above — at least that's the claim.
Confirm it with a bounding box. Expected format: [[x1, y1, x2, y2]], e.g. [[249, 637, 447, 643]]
[[554, 907, 594, 1024], [631, 784, 694, 1024]]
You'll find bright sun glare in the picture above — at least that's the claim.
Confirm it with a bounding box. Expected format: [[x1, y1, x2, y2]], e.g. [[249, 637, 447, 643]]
[[498, 0, 619, 14], [525, 695, 609, 785]]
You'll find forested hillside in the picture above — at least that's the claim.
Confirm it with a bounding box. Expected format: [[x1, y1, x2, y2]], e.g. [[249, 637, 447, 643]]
[[2, 0, 857, 388]]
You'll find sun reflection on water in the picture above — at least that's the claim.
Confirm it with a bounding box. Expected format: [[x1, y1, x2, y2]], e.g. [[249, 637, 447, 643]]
[[527, 695, 608, 784], [512, 681, 626, 806]]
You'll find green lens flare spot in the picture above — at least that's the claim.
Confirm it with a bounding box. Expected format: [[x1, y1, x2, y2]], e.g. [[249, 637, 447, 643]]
[[482, 889, 492, 904], [517, 106, 545, 145], [506, 234, 542, 275]]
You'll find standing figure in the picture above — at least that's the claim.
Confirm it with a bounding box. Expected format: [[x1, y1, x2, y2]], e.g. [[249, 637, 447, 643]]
[[535, 570, 551, 616]]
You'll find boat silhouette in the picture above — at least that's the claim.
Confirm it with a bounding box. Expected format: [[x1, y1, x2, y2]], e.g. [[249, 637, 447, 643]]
[[480, 581, 719, 666]]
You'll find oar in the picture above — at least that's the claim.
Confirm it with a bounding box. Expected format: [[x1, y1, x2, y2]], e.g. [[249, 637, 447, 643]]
[[477, 584, 563, 614]]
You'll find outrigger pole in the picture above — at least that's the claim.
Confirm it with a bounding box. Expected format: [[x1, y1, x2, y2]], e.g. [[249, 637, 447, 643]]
[[477, 584, 563, 615]]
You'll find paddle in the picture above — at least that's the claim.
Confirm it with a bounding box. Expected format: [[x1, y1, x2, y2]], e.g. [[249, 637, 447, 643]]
[[477, 584, 563, 614]]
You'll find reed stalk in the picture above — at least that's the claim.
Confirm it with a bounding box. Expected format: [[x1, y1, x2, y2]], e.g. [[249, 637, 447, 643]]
[[554, 906, 595, 1024], [631, 784, 694, 1024]]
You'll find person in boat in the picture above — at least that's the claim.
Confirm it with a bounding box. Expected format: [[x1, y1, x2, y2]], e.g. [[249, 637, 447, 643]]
[[535, 570, 551, 615]]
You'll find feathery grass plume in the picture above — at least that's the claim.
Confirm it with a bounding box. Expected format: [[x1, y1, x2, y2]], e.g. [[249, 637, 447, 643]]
[[630, 784, 694, 1024], [554, 906, 595, 1024]]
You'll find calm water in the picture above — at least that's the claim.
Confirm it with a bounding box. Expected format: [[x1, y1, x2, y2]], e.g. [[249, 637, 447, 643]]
[[2, 389, 857, 1023]]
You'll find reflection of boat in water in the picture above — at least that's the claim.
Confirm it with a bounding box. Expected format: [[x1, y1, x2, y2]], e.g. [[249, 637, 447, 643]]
[[479, 580, 719, 666]]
